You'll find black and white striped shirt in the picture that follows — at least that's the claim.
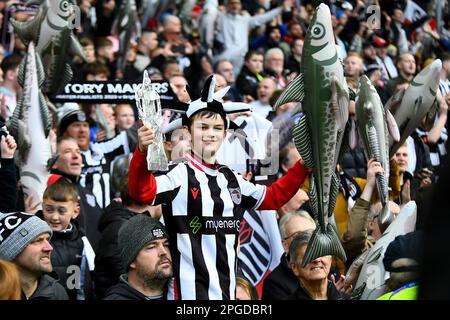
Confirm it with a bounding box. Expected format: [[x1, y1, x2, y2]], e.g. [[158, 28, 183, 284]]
[[439, 79, 450, 97], [129, 148, 309, 300], [79, 131, 129, 208]]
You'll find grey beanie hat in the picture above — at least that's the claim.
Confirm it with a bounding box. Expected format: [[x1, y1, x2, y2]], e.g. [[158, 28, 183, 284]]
[[118, 214, 169, 269], [0, 212, 53, 261]]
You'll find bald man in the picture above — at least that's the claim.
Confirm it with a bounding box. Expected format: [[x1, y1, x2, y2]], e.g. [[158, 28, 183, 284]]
[[344, 53, 364, 84], [386, 53, 416, 97]]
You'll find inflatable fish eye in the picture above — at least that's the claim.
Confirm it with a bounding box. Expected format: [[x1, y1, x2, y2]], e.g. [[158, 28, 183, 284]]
[[49, 0, 73, 18], [311, 23, 325, 40]]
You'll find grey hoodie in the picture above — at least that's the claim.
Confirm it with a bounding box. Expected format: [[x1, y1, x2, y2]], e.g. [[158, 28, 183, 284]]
[[215, 7, 283, 74], [22, 275, 69, 300]]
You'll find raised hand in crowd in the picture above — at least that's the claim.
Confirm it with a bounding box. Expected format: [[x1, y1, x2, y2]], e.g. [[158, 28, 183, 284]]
[[24, 192, 42, 215], [163, 42, 176, 58], [0, 134, 18, 213], [425, 92, 448, 145], [228, 110, 252, 122], [96, 129, 107, 142], [368, 67, 383, 86], [331, 274, 353, 294], [400, 179, 411, 205], [360, 159, 384, 202], [243, 95, 255, 104], [415, 167, 434, 190], [423, 21, 440, 40], [396, 82, 410, 92], [382, 11, 391, 29]]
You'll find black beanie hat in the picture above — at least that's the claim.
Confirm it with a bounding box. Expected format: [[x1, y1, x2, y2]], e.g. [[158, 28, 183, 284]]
[[58, 109, 88, 136]]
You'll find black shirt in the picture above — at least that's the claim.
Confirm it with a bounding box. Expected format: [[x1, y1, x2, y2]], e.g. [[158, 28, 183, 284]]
[[262, 253, 298, 300], [103, 275, 166, 300], [285, 280, 350, 300]]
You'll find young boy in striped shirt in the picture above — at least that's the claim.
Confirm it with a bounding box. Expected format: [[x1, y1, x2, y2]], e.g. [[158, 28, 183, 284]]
[[128, 75, 310, 300]]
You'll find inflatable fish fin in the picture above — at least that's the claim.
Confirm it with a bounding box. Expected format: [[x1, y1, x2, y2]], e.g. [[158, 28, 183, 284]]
[[274, 73, 304, 110]]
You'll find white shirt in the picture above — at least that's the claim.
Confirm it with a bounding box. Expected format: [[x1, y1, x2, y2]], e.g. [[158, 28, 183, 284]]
[[249, 100, 272, 119], [376, 55, 398, 81]]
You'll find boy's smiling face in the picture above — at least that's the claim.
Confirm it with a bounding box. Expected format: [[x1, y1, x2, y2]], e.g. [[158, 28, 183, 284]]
[[42, 199, 80, 232], [189, 113, 226, 163]]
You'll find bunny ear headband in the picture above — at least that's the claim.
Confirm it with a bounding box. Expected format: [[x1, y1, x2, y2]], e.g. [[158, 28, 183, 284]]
[[162, 74, 252, 134]]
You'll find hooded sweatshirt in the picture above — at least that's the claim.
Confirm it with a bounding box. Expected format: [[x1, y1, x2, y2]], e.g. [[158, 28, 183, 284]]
[[103, 274, 165, 300], [21, 275, 69, 300], [94, 201, 137, 299]]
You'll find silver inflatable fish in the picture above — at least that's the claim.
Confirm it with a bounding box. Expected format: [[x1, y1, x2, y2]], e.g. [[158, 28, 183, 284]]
[[7, 42, 52, 205], [274, 3, 349, 266], [354, 201, 417, 300], [355, 76, 400, 232], [387, 59, 442, 156], [11, 0, 85, 94]]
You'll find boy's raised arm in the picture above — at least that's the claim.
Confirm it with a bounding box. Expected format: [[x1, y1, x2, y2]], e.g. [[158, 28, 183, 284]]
[[258, 161, 311, 210], [128, 146, 157, 204]]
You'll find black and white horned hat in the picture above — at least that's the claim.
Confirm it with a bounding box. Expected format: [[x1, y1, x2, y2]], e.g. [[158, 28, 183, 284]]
[[163, 75, 252, 134]]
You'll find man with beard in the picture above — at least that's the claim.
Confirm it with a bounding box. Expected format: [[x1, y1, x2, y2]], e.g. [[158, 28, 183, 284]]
[[104, 214, 172, 300], [0, 212, 68, 300]]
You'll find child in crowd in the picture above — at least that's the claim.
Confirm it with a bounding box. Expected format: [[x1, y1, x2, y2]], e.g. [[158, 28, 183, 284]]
[[129, 75, 310, 299], [40, 178, 95, 300]]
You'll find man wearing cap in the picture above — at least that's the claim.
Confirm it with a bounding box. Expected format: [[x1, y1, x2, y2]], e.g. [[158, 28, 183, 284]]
[[58, 107, 131, 209], [362, 39, 378, 67], [103, 214, 172, 300], [377, 231, 423, 300], [364, 63, 390, 103], [0, 212, 69, 300], [373, 36, 398, 82]]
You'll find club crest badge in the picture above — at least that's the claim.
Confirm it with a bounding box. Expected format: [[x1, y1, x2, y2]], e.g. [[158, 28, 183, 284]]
[[229, 187, 241, 205]]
